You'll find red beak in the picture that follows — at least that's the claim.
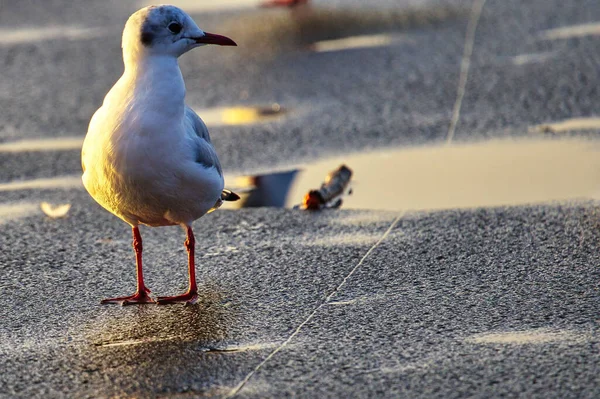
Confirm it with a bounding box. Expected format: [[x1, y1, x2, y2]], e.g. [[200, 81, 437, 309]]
[[194, 32, 237, 46]]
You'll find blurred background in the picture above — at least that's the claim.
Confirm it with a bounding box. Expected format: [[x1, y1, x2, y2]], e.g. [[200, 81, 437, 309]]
[[1, 0, 600, 222]]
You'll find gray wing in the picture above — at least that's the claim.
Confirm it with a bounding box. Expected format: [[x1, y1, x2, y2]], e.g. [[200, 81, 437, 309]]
[[184, 106, 223, 176]]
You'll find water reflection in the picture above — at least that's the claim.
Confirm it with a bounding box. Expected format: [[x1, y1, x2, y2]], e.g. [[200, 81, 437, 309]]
[[224, 138, 600, 211], [232, 170, 299, 207]]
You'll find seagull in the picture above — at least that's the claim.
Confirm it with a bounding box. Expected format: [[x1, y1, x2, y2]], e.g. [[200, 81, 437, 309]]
[[81, 5, 239, 305]]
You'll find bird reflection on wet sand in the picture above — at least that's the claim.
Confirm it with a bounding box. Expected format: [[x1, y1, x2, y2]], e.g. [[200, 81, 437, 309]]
[[90, 284, 234, 347], [70, 283, 251, 397]]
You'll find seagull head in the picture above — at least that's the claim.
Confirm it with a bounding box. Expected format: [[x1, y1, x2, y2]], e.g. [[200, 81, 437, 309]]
[[122, 5, 236, 62]]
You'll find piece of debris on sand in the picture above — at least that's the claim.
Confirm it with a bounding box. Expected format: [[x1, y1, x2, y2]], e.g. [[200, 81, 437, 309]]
[[300, 164, 353, 210]]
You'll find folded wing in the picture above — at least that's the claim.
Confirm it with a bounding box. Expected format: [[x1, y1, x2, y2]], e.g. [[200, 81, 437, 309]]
[[184, 105, 223, 176]]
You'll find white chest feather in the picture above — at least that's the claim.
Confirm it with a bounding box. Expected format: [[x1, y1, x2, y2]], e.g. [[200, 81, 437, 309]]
[[82, 56, 223, 226]]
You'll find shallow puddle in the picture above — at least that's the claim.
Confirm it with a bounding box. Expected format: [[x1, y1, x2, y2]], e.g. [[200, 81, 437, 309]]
[[3, 138, 599, 212], [224, 138, 600, 211]]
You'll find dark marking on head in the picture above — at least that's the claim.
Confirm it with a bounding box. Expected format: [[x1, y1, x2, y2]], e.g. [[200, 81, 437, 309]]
[[138, 5, 184, 47], [140, 31, 154, 46]]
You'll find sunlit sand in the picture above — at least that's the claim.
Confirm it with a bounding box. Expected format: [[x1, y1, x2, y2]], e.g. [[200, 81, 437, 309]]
[[529, 117, 600, 134], [310, 34, 407, 53], [0, 26, 109, 45], [539, 22, 600, 40], [467, 329, 586, 345]]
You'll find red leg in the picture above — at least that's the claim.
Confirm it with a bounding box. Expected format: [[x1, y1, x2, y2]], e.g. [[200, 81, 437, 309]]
[[157, 226, 199, 305], [101, 226, 155, 305]]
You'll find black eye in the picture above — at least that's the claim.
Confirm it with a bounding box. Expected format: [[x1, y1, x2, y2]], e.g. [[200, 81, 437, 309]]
[[168, 22, 182, 34]]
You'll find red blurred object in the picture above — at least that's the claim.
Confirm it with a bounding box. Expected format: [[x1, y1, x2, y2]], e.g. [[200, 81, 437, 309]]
[[261, 0, 309, 7]]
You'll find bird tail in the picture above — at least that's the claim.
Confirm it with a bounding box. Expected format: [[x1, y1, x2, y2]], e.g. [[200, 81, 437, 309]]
[[207, 189, 240, 214], [221, 189, 240, 202]]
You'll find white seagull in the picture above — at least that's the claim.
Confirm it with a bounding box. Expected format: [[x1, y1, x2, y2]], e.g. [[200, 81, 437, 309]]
[[82, 5, 239, 305]]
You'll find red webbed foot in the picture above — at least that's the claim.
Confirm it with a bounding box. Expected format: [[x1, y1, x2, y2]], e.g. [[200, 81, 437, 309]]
[[101, 288, 155, 305], [156, 290, 198, 306]]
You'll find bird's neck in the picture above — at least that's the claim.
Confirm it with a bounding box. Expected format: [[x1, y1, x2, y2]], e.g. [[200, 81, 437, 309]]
[[123, 55, 186, 119]]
